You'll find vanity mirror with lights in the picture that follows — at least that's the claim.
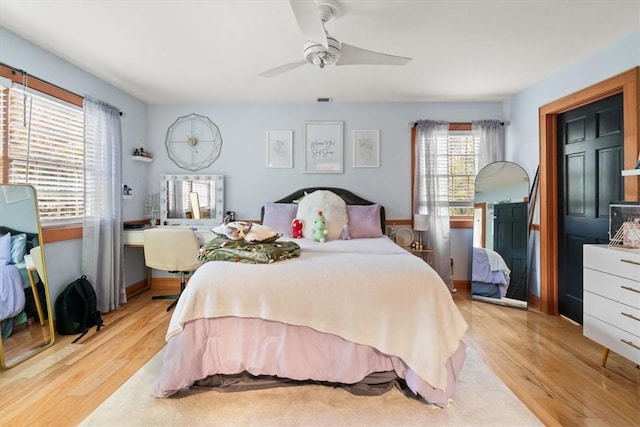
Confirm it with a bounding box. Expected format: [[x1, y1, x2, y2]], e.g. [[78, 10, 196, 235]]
[[161, 174, 224, 227], [471, 161, 530, 309], [0, 184, 55, 368]]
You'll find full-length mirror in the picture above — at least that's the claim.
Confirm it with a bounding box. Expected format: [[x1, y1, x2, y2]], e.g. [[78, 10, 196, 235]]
[[160, 174, 224, 227], [472, 162, 529, 309], [0, 184, 55, 368]]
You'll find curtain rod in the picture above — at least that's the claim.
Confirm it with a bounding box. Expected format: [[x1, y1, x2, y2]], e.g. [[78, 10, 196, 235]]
[[0, 62, 124, 117], [409, 121, 509, 127]]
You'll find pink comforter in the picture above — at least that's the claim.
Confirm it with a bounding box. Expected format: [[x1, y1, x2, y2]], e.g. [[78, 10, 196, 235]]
[[152, 317, 466, 407]]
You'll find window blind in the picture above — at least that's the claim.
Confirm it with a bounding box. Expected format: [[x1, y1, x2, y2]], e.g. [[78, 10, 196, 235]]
[[448, 132, 475, 216], [1, 85, 84, 224]]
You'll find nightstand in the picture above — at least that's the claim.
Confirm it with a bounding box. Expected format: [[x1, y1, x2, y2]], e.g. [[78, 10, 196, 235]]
[[411, 248, 432, 264]]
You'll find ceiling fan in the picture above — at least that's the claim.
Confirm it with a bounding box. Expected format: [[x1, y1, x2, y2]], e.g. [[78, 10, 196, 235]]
[[259, 0, 412, 77]]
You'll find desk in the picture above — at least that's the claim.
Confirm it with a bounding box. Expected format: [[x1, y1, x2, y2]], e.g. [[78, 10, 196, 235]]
[[123, 226, 214, 289], [410, 248, 432, 265], [123, 226, 214, 246]]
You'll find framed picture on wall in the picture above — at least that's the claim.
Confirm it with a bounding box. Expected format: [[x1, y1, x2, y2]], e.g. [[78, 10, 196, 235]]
[[353, 129, 380, 167], [266, 130, 293, 168], [304, 121, 343, 173]]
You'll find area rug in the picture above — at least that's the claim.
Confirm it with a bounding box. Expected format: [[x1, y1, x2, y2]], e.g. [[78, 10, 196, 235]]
[[80, 345, 542, 426]]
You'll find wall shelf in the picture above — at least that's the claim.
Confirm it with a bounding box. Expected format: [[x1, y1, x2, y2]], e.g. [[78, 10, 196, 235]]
[[621, 169, 640, 176], [132, 155, 153, 163]]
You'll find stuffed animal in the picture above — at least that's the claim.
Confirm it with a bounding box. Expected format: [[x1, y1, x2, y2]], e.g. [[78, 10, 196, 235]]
[[291, 218, 303, 238], [212, 221, 252, 241], [311, 210, 328, 243]]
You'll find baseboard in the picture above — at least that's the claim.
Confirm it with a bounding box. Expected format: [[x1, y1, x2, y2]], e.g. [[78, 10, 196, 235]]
[[453, 280, 470, 290], [151, 278, 181, 292], [528, 292, 541, 310], [125, 279, 149, 298]]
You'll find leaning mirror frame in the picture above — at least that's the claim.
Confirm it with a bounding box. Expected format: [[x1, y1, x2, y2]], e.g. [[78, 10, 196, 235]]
[[471, 161, 530, 310], [0, 184, 55, 369]]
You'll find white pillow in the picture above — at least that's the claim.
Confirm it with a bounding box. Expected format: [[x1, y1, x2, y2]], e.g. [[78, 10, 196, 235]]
[[296, 190, 347, 241]]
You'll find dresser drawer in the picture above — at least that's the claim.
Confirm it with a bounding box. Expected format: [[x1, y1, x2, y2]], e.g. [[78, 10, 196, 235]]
[[584, 291, 640, 337], [583, 244, 640, 281], [583, 268, 640, 309], [584, 314, 640, 364]]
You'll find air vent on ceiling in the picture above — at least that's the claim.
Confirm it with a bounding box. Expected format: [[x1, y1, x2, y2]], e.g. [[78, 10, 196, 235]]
[[317, 97, 332, 103]]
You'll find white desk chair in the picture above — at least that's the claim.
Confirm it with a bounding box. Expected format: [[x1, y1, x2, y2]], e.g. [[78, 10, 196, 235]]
[[143, 228, 202, 312]]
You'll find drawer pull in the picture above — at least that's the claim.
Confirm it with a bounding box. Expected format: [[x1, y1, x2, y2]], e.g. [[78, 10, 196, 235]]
[[621, 285, 640, 294], [621, 312, 640, 322], [620, 259, 640, 267], [620, 339, 640, 351]]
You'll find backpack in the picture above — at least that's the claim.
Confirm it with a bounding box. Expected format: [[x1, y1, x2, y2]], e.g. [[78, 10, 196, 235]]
[[55, 275, 104, 343]]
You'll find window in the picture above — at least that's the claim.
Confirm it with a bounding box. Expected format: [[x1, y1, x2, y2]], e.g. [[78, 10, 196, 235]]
[[1, 71, 84, 226], [411, 124, 478, 223], [448, 131, 476, 217]]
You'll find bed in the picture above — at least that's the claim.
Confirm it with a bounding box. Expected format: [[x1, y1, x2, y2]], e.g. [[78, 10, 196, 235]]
[[151, 188, 468, 407], [0, 227, 42, 338], [471, 247, 511, 299]]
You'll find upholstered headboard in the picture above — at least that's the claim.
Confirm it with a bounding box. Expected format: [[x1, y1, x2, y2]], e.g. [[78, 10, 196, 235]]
[[261, 187, 386, 234]]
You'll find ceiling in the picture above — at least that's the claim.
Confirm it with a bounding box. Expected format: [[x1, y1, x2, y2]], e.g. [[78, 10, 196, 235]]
[[1, 1, 638, 104]]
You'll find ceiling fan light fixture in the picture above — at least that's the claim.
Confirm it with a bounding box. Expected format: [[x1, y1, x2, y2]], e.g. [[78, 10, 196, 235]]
[[303, 36, 341, 69]]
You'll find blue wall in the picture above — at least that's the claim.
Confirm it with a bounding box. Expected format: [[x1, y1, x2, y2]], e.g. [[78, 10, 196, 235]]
[[1, 25, 638, 304]]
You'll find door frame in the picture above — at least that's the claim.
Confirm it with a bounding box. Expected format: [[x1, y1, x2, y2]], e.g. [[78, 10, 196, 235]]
[[539, 67, 640, 315]]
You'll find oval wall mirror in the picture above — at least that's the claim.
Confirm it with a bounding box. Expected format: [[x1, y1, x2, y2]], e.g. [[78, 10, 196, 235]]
[[472, 161, 530, 309], [0, 184, 55, 368]]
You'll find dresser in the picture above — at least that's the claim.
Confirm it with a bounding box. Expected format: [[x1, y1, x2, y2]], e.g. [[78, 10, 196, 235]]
[[583, 244, 640, 366]]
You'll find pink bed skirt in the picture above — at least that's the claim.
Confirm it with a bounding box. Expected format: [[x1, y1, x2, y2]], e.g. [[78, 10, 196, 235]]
[[152, 316, 466, 407]]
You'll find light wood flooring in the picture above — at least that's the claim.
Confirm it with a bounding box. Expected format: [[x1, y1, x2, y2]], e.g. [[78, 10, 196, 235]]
[[0, 289, 638, 426]]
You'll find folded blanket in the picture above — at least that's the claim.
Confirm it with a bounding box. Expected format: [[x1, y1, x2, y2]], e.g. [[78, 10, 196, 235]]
[[198, 237, 300, 264]]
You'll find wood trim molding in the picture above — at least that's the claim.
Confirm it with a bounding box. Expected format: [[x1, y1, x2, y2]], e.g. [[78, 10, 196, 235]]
[[125, 279, 150, 299], [539, 67, 639, 315], [42, 225, 83, 243], [452, 280, 470, 290], [450, 219, 473, 229], [0, 64, 83, 107], [528, 292, 541, 310]]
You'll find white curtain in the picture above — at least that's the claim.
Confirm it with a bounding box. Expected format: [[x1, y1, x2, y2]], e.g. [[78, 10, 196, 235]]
[[82, 96, 125, 313], [472, 120, 505, 172], [413, 120, 453, 290]]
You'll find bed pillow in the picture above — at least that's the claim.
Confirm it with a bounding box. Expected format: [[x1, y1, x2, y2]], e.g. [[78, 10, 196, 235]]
[[262, 203, 298, 236], [11, 233, 27, 265], [0, 232, 11, 265], [345, 204, 383, 238], [296, 190, 347, 241]]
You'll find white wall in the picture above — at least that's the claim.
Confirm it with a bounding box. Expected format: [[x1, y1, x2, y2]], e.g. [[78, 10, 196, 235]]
[[503, 29, 640, 297]]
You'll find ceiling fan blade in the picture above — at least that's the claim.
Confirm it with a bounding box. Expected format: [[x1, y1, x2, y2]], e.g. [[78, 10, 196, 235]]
[[289, 0, 328, 48], [336, 43, 412, 66], [259, 60, 308, 78]]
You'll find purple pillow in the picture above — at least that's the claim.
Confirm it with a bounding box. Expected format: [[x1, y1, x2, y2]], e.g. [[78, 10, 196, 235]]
[[262, 203, 298, 236], [346, 204, 383, 238]]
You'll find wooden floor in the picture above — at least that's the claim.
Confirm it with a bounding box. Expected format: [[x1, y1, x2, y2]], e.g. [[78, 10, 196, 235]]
[[0, 289, 638, 426]]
